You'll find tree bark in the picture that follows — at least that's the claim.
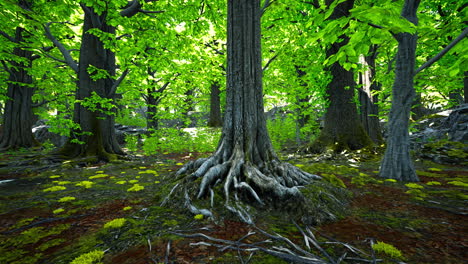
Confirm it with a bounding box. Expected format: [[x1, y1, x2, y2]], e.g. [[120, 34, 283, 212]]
[[0, 27, 37, 150], [465, 71, 468, 104], [173, 0, 339, 223], [379, 0, 420, 182], [308, 0, 372, 153], [146, 86, 160, 132], [58, 6, 123, 161], [207, 82, 222, 127], [358, 47, 383, 144]]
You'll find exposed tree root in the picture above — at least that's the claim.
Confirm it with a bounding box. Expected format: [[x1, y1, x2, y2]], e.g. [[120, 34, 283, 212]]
[[171, 221, 380, 264], [163, 144, 348, 224]]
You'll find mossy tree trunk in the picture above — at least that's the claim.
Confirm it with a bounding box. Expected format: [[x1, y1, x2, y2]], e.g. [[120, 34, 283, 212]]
[[379, 0, 420, 182], [176, 0, 327, 220], [308, 0, 372, 153], [0, 27, 37, 150], [58, 5, 123, 161]]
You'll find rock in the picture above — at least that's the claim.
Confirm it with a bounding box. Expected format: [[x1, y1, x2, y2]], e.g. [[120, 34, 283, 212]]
[[32, 121, 67, 147], [114, 124, 146, 145]]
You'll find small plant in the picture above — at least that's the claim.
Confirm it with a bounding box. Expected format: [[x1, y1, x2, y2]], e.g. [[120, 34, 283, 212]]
[[104, 218, 126, 229], [76, 181, 94, 189], [372, 241, 403, 259], [125, 134, 139, 152], [405, 183, 424, 189], [127, 184, 144, 192], [58, 196, 76, 202], [89, 174, 108, 179], [43, 186, 67, 192], [70, 250, 104, 264], [447, 181, 468, 188], [53, 208, 65, 214], [194, 214, 204, 220]]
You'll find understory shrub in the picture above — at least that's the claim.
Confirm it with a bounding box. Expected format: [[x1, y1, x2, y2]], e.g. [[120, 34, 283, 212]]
[[142, 127, 220, 154]]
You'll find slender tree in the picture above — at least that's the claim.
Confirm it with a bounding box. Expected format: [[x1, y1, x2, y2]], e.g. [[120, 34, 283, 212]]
[[379, 0, 420, 182]]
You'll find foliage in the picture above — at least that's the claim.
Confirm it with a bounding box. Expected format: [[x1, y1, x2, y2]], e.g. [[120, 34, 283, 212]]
[[142, 128, 220, 154], [124, 134, 139, 152]]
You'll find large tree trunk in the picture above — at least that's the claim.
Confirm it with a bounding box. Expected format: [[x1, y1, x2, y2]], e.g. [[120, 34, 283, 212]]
[[173, 0, 342, 224], [379, 0, 420, 182], [308, 0, 372, 153], [207, 82, 222, 127], [358, 46, 383, 144], [0, 27, 37, 150], [58, 6, 123, 161]]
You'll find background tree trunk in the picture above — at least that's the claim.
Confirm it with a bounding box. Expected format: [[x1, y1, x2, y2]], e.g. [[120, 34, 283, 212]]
[[309, 0, 372, 153], [207, 82, 222, 127], [464, 71, 468, 104], [379, 0, 420, 182], [0, 27, 37, 150], [358, 46, 383, 144], [59, 6, 123, 161], [146, 86, 160, 132]]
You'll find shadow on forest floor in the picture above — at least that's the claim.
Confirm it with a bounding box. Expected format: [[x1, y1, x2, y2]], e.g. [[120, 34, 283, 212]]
[[0, 149, 466, 264]]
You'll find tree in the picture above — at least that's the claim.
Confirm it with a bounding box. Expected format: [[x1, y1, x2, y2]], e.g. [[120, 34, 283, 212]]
[[309, 0, 372, 153], [379, 0, 420, 182], [0, 26, 37, 150], [174, 0, 340, 222], [0, 0, 43, 150], [45, 1, 160, 161]]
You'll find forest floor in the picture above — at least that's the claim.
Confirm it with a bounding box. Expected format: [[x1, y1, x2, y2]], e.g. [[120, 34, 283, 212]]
[[0, 148, 466, 264]]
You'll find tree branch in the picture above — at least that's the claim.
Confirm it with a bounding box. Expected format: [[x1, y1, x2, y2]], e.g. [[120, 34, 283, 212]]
[[80, 3, 102, 28], [261, 0, 275, 17], [262, 53, 279, 72], [0, 30, 16, 43], [415, 27, 468, 75], [120, 0, 142, 17], [302, 1, 320, 9], [43, 22, 79, 74], [108, 69, 130, 97]]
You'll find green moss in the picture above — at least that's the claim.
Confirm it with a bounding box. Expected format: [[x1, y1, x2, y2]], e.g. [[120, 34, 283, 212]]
[[426, 181, 441, 186], [58, 196, 76, 202], [321, 173, 346, 188], [127, 184, 144, 192], [405, 183, 424, 189], [43, 186, 67, 192], [70, 250, 104, 264], [103, 218, 126, 229], [372, 241, 403, 259], [447, 181, 468, 188]]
